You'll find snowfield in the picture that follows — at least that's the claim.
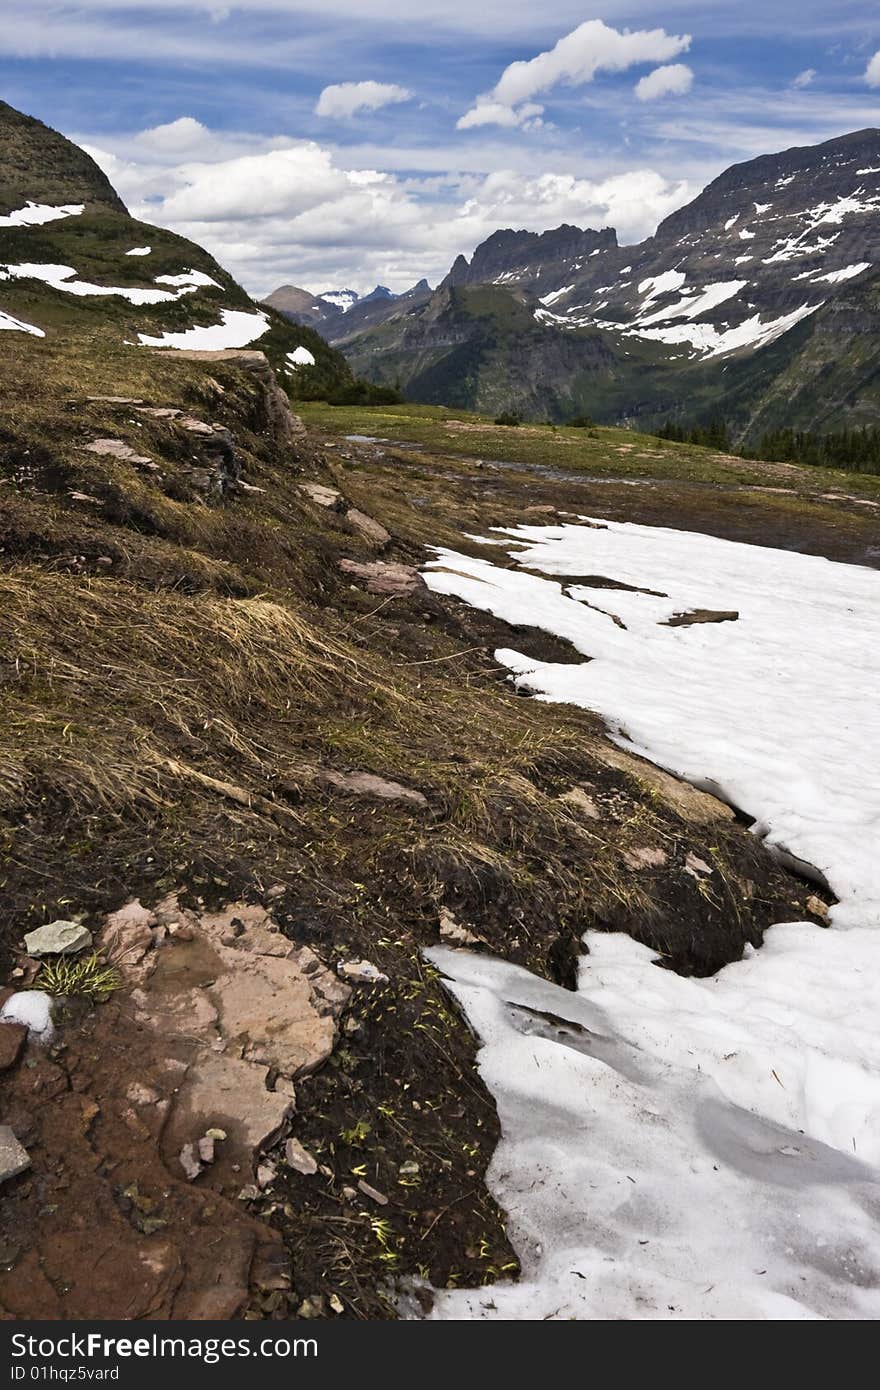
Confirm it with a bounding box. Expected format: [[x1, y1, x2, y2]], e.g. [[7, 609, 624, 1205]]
[[136, 307, 270, 349], [422, 517, 880, 1320], [0, 201, 84, 227]]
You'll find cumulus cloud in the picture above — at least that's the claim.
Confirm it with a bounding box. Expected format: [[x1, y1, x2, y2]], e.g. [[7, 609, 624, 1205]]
[[85, 119, 692, 297], [458, 19, 690, 129], [792, 68, 817, 89], [457, 101, 544, 130], [866, 51, 880, 88], [315, 81, 412, 119], [635, 63, 693, 102]]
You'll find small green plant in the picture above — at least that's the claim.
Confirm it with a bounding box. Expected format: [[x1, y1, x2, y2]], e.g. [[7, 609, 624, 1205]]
[[37, 952, 122, 1000]]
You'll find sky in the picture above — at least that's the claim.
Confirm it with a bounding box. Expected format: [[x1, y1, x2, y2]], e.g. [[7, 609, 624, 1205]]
[[2, 3, 880, 296]]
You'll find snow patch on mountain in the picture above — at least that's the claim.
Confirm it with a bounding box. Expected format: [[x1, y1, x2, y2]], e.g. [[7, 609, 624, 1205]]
[[0, 201, 84, 227], [137, 308, 270, 350]]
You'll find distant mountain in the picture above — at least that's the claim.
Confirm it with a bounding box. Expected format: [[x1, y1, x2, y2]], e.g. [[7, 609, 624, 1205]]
[[0, 101, 352, 400], [261, 278, 433, 340], [336, 129, 880, 438]]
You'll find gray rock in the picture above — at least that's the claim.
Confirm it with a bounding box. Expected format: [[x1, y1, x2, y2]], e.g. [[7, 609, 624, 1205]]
[[357, 1179, 388, 1205], [319, 769, 427, 806], [197, 1135, 215, 1165], [24, 920, 93, 957], [0, 1126, 30, 1185], [284, 1137, 318, 1175], [179, 1143, 203, 1181], [338, 959, 389, 986]]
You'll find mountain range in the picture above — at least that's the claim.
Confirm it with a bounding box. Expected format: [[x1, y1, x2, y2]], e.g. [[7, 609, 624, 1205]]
[[265, 128, 880, 440]]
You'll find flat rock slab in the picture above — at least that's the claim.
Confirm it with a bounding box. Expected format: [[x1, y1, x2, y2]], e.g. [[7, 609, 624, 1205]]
[[83, 438, 153, 466], [339, 559, 425, 597], [0, 1126, 30, 1184], [24, 920, 93, 956], [346, 508, 391, 546], [318, 769, 427, 806], [590, 741, 735, 826], [299, 482, 342, 508]]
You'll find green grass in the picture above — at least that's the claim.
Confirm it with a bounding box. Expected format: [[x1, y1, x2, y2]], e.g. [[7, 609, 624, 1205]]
[[298, 400, 880, 499]]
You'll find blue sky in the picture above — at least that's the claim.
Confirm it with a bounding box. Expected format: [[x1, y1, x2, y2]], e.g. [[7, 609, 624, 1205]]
[[3, 3, 879, 294]]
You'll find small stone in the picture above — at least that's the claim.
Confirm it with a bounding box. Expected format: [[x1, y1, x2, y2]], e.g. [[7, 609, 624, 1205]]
[[342, 1186, 357, 1201], [357, 1179, 388, 1206], [205, 1127, 227, 1141], [0, 1127, 30, 1185], [299, 482, 342, 508], [0, 1022, 27, 1072], [398, 1161, 420, 1178], [345, 508, 391, 546], [179, 1143, 203, 1181], [126, 1082, 160, 1106], [343, 1016, 361, 1036], [198, 1135, 215, 1165], [806, 894, 830, 920], [684, 853, 713, 878], [297, 1295, 326, 1319], [256, 1161, 277, 1189], [438, 907, 481, 947], [623, 846, 667, 871], [284, 1137, 318, 1175], [24, 920, 93, 957], [559, 786, 600, 819], [329, 1293, 344, 1314], [338, 959, 389, 986], [237, 1184, 259, 1202]]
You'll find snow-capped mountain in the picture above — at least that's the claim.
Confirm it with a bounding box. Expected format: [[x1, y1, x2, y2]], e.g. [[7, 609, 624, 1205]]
[[334, 128, 880, 436]]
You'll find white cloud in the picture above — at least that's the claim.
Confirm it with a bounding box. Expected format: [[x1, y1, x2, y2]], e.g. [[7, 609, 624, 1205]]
[[86, 120, 692, 297], [315, 80, 412, 119], [457, 101, 544, 131], [458, 18, 690, 129], [866, 51, 880, 88], [635, 63, 694, 102], [792, 68, 817, 88]]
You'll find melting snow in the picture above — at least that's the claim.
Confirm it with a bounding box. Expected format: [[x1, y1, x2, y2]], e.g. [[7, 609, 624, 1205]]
[[811, 262, 872, 285], [125, 246, 152, 256], [137, 308, 270, 349], [286, 345, 316, 369], [637, 280, 746, 327], [423, 518, 880, 1319], [0, 262, 217, 305], [538, 284, 574, 307], [0, 201, 84, 227], [636, 270, 686, 303], [0, 308, 45, 336]]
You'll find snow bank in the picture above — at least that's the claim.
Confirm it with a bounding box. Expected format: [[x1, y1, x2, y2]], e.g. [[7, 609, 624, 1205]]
[[0, 309, 44, 336], [0, 201, 83, 227], [137, 308, 270, 349], [286, 345, 316, 369], [423, 516, 880, 1319], [0, 262, 207, 306], [125, 246, 152, 256]]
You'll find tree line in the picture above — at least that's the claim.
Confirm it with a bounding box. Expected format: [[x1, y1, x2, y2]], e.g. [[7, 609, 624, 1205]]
[[655, 419, 880, 475]]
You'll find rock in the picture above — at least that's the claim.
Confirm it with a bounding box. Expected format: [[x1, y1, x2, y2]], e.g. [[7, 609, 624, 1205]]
[[684, 852, 713, 877], [176, 415, 215, 435], [338, 559, 426, 597], [0, 1022, 27, 1071], [357, 1180, 388, 1206], [345, 508, 390, 546], [297, 1295, 326, 1319], [205, 1127, 227, 1141], [559, 785, 600, 819], [179, 1143, 203, 1182], [284, 1137, 318, 1176], [398, 1161, 420, 1179], [0, 1127, 30, 1185], [24, 920, 92, 956], [82, 438, 153, 466], [438, 907, 482, 947], [0, 991, 54, 1041], [126, 1082, 160, 1106], [197, 1135, 215, 1165], [135, 406, 181, 419], [623, 846, 668, 871], [338, 959, 388, 986], [87, 395, 144, 404], [256, 1162, 277, 1189], [299, 482, 342, 508], [591, 743, 735, 825], [318, 769, 427, 806], [329, 1293, 345, 1314], [806, 894, 830, 920]]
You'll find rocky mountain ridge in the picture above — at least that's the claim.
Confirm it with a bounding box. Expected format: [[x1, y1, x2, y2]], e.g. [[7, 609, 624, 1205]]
[[331, 128, 880, 436]]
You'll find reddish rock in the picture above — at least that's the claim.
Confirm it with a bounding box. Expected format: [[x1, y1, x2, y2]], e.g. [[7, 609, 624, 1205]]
[[0, 1022, 27, 1071]]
